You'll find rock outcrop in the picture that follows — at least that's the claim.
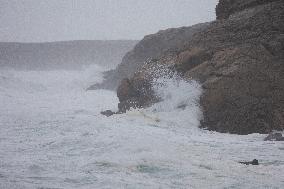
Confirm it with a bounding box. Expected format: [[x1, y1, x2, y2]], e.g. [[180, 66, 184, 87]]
[[88, 23, 210, 90], [187, 0, 284, 134], [116, 0, 284, 134], [216, 0, 278, 19], [117, 68, 161, 113]]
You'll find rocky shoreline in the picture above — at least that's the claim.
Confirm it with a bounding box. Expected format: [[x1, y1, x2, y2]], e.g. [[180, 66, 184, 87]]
[[96, 0, 284, 135]]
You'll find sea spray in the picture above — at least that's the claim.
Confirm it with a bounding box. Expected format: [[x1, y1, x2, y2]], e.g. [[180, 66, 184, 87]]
[[133, 63, 203, 130], [148, 77, 202, 131], [151, 76, 202, 112]]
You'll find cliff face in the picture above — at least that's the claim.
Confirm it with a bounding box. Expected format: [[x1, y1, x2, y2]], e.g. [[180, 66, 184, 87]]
[[115, 0, 284, 134], [88, 23, 209, 90], [216, 0, 278, 19], [185, 0, 284, 134]]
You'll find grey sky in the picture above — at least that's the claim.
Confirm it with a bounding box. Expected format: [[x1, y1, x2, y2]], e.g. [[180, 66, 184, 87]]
[[0, 0, 218, 42]]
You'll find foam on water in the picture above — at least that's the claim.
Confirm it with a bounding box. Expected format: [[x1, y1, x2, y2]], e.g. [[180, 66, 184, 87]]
[[0, 65, 283, 189], [145, 74, 203, 133]]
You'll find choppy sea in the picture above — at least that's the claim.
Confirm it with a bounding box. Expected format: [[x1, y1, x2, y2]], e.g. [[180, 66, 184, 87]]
[[0, 65, 283, 189]]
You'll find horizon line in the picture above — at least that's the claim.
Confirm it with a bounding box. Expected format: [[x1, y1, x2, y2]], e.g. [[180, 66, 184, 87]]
[[0, 39, 140, 44]]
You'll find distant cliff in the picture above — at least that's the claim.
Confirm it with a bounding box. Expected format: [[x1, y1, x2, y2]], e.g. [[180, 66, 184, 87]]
[[0, 40, 137, 70], [114, 0, 284, 134]]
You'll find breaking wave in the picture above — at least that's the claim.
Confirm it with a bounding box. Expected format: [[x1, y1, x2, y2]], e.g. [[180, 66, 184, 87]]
[[0, 65, 283, 189]]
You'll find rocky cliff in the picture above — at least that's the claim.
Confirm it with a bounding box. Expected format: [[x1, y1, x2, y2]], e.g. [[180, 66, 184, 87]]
[[216, 0, 277, 19], [88, 23, 210, 90], [114, 0, 284, 134]]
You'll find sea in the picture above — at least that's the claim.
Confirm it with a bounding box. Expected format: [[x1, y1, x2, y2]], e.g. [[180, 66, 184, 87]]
[[0, 65, 283, 188]]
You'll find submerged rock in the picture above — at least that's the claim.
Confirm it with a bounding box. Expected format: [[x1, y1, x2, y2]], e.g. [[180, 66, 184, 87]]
[[239, 159, 259, 165], [100, 110, 116, 117], [264, 133, 284, 141]]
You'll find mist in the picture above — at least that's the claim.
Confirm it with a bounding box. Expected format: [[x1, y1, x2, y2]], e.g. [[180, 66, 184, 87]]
[[1, 0, 282, 188], [0, 0, 217, 42]]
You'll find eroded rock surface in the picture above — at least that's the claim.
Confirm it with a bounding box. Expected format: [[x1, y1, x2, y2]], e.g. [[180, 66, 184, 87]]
[[117, 71, 160, 112], [216, 0, 278, 19], [89, 23, 210, 90], [116, 0, 284, 134]]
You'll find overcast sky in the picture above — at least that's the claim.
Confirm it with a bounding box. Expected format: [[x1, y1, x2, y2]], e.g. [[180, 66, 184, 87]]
[[0, 0, 218, 42]]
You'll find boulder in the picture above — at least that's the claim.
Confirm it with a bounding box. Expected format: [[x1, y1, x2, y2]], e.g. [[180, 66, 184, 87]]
[[239, 159, 259, 165], [117, 72, 159, 113], [101, 110, 116, 117]]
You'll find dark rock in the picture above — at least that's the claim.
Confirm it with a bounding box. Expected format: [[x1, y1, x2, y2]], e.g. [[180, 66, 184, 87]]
[[114, 0, 284, 134], [101, 110, 116, 117], [177, 104, 187, 110], [93, 23, 210, 90], [239, 159, 259, 165], [118, 98, 143, 113], [117, 72, 160, 113], [216, 0, 278, 20], [187, 0, 284, 134], [117, 78, 134, 102], [264, 133, 284, 141], [174, 48, 213, 75]]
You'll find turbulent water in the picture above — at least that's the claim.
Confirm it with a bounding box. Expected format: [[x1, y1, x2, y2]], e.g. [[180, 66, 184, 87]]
[[0, 65, 283, 189]]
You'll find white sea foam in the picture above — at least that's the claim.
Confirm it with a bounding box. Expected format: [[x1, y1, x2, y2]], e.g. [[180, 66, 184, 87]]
[[0, 65, 283, 189]]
